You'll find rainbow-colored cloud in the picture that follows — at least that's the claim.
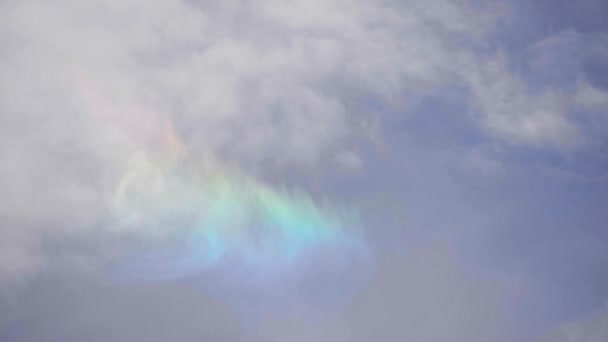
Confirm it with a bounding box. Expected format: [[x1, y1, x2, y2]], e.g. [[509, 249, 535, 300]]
[[110, 146, 368, 281]]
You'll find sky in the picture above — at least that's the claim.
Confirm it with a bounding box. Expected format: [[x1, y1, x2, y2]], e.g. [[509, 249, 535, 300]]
[[1, 0, 608, 341]]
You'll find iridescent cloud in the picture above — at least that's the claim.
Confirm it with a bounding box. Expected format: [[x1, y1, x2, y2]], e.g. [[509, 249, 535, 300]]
[[109, 125, 368, 281]]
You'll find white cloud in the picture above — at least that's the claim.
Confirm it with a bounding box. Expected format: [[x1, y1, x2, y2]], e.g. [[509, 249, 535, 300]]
[[464, 30, 608, 150], [461, 144, 505, 176], [464, 54, 580, 148], [2, 0, 606, 281], [576, 82, 608, 110], [335, 150, 362, 170], [0, 0, 504, 280]]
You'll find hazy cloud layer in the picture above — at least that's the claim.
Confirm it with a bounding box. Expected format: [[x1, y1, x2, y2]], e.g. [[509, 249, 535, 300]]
[[1, 0, 608, 341], [540, 305, 608, 342]]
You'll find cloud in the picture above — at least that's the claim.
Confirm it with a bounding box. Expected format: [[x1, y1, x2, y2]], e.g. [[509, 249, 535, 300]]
[[0, 0, 605, 286], [465, 55, 580, 147], [576, 82, 608, 110], [0, 0, 503, 281], [465, 29, 608, 149], [539, 304, 608, 342], [0, 272, 248, 342], [109, 149, 368, 282], [334, 150, 362, 170], [0, 243, 523, 342], [341, 245, 520, 342], [1, 2, 607, 341]]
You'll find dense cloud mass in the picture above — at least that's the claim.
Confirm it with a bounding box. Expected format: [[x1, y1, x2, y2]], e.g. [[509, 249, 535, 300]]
[[1, 0, 608, 341]]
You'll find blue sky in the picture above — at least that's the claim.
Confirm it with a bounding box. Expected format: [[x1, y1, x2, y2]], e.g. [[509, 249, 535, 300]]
[[1, 0, 607, 341]]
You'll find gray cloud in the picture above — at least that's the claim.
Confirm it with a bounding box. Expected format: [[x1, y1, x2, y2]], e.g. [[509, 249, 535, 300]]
[[341, 245, 519, 342], [0, 244, 521, 342], [0, 271, 248, 342], [539, 304, 608, 342]]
